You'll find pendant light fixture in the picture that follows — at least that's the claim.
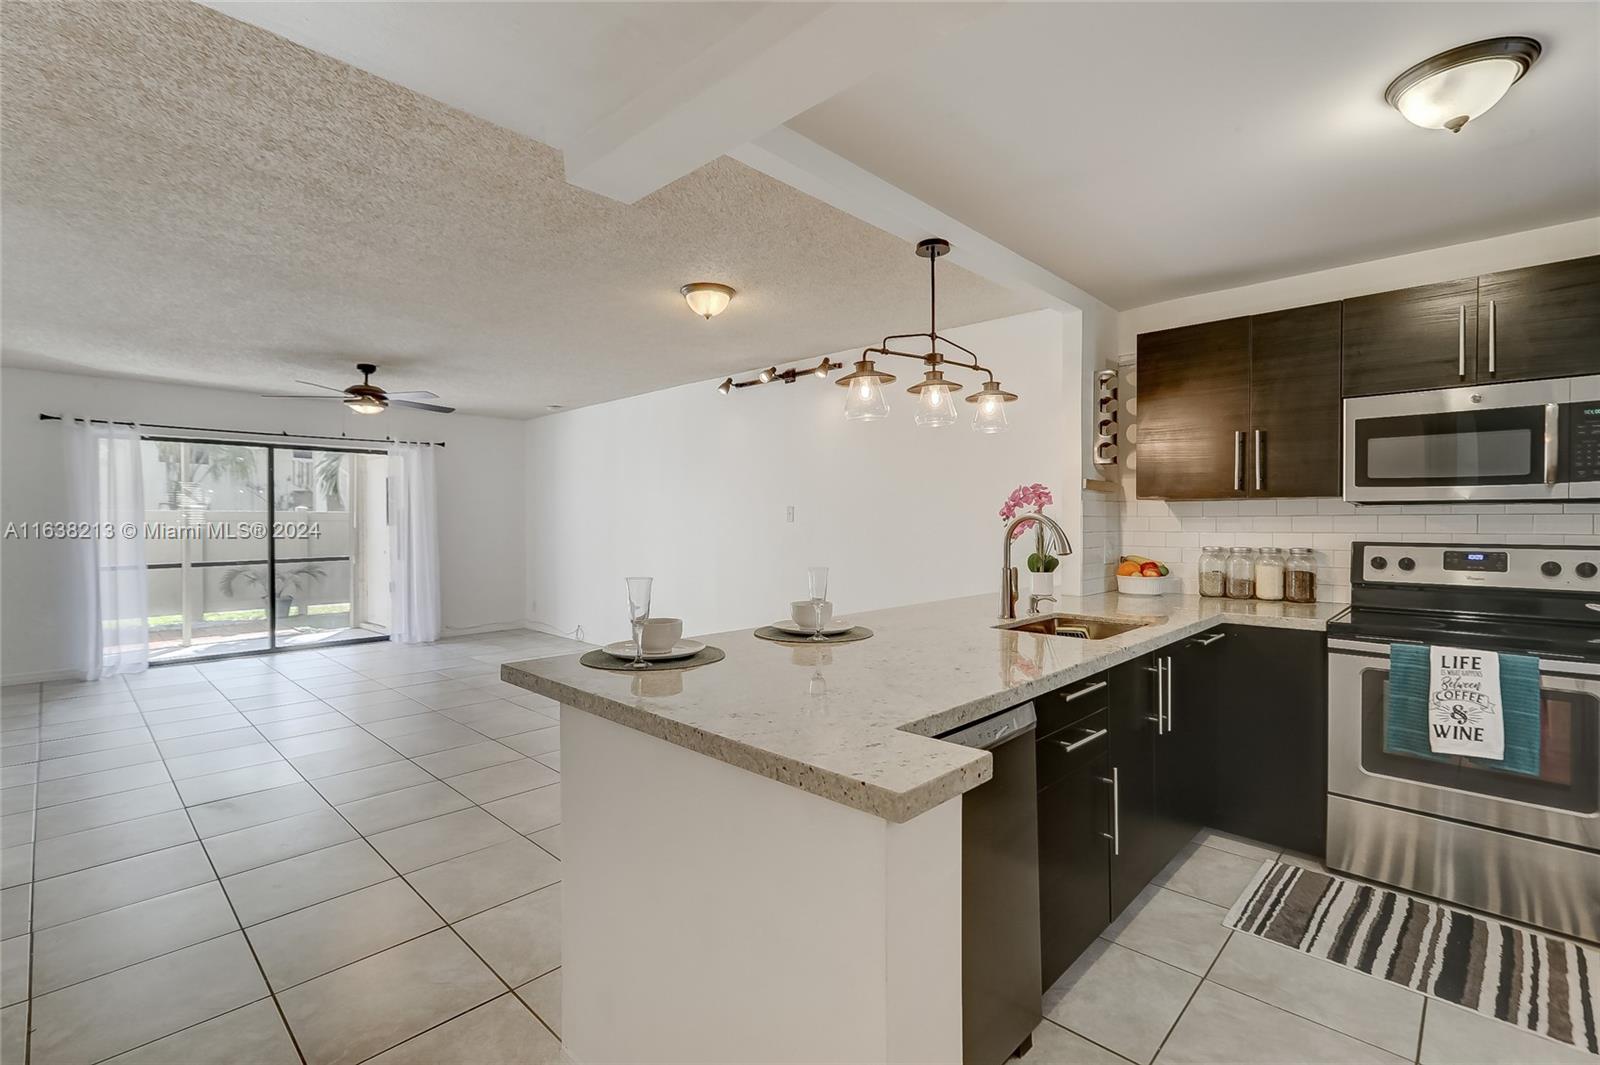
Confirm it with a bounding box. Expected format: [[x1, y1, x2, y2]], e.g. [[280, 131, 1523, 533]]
[[1385, 37, 1540, 133], [835, 237, 1017, 430]]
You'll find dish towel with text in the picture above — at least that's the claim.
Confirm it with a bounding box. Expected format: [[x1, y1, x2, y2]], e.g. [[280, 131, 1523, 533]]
[[1384, 643, 1542, 776]]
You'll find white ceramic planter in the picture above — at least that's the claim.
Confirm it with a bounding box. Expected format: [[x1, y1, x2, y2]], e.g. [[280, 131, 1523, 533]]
[[1028, 570, 1055, 596]]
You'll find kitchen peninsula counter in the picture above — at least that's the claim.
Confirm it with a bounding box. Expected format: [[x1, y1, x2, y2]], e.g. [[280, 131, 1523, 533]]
[[502, 592, 1343, 822], [504, 591, 1342, 1064]]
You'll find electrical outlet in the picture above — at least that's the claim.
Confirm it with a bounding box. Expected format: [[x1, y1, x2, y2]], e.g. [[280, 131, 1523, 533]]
[[786, 506, 795, 523]]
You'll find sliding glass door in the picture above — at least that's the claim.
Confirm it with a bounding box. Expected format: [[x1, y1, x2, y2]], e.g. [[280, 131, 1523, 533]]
[[143, 438, 391, 662]]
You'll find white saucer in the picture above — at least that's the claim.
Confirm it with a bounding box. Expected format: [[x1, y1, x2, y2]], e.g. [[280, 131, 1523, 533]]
[[601, 638, 706, 662], [769, 619, 854, 637]]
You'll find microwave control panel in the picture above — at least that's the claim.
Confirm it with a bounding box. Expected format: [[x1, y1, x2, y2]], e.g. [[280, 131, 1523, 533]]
[[1571, 401, 1600, 484]]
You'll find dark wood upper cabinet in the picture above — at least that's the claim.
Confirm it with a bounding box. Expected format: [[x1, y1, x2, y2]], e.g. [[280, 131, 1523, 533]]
[[1134, 317, 1251, 499], [1341, 277, 1478, 397], [1478, 256, 1600, 384], [1248, 302, 1342, 497]]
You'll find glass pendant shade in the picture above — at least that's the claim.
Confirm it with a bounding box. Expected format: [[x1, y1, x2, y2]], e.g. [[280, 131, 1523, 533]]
[[844, 376, 890, 421], [1385, 38, 1540, 133], [913, 381, 959, 428], [972, 392, 1008, 433]]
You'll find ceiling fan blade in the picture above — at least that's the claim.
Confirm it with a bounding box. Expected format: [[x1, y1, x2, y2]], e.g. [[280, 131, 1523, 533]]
[[381, 390, 439, 400], [294, 380, 352, 394], [260, 393, 348, 399], [389, 399, 456, 414]]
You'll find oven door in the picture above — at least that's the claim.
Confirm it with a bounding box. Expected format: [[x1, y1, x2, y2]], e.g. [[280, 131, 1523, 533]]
[[1328, 637, 1600, 850], [1344, 379, 1568, 503]]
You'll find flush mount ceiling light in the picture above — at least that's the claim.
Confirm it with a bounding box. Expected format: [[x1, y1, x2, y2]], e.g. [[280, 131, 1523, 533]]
[[836, 237, 1017, 430], [1385, 37, 1541, 133], [680, 282, 736, 319]]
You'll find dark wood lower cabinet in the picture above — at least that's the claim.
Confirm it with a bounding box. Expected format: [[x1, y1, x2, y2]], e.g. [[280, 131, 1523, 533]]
[[1154, 635, 1224, 847], [1037, 627, 1328, 984], [1108, 655, 1164, 917], [1036, 707, 1110, 992], [1210, 627, 1328, 856]]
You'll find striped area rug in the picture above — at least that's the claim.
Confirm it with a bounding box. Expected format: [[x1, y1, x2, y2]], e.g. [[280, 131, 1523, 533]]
[[1226, 860, 1600, 1056]]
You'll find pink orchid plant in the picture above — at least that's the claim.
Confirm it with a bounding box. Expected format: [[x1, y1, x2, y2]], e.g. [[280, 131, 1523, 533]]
[[999, 482, 1058, 572]]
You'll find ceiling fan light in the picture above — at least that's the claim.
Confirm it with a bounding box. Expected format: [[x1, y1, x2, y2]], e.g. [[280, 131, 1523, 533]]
[[681, 282, 735, 319], [1385, 37, 1540, 132], [345, 395, 387, 415]]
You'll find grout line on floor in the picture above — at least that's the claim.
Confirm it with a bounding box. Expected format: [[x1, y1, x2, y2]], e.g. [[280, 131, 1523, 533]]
[[147, 704, 311, 1065], [1415, 997, 1427, 1065]]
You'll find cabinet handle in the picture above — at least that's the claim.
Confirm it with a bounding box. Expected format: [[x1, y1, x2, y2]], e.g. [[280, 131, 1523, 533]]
[[1458, 305, 1466, 378], [1254, 430, 1264, 491], [1233, 431, 1245, 492], [1060, 680, 1108, 704], [1195, 632, 1227, 646], [1164, 655, 1175, 733], [1098, 768, 1120, 856], [1057, 727, 1107, 753], [1545, 403, 1560, 487], [1487, 300, 1496, 374]]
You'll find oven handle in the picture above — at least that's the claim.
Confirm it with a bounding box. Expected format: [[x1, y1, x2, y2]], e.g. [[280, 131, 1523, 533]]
[[1329, 636, 1600, 678]]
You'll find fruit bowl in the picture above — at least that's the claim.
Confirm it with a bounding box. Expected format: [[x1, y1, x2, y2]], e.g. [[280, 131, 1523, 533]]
[[1117, 574, 1182, 596]]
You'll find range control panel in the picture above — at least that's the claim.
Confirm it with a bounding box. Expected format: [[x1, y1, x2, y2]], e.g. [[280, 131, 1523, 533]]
[[1354, 542, 1600, 593]]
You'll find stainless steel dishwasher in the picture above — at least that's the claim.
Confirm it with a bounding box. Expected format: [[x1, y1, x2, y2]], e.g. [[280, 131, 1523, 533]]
[[939, 701, 1041, 1064]]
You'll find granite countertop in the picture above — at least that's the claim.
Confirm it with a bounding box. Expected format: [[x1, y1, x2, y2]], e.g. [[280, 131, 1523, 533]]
[[502, 592, 1346, 823]]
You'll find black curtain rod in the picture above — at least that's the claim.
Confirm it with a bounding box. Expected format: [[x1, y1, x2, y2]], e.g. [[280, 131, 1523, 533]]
[[37, 413, 444, 448]]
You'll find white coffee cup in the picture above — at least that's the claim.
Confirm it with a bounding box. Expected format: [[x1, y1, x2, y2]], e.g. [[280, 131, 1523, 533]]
[[790, 600, 833, 629], [640, 617, 683, 654]]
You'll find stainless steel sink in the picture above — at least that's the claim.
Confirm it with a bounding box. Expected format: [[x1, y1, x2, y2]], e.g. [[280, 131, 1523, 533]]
[[996, 613, 1155, 640]]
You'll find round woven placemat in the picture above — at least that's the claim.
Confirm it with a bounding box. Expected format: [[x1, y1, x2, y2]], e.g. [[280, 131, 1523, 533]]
[[579, 646, 726, 672], [752, 626, 874, 645]]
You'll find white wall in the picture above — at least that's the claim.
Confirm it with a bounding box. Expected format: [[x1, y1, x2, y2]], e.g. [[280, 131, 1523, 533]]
[[524, 309, 1078, 644], [1098, 218, 1600, 601], [1, 367, 527, 681]]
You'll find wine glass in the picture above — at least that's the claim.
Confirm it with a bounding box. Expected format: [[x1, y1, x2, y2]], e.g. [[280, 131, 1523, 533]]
[[625, 577, 653, 669], [806, 566, 829, 642]]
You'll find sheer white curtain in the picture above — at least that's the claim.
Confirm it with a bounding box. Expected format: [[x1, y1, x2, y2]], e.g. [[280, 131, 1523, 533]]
[[388, 442, 441, 644], [66, 420, 149, 679]]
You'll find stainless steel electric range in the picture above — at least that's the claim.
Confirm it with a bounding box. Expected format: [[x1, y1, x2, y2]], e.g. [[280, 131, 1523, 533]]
[[1326, 541, 1600, 942]]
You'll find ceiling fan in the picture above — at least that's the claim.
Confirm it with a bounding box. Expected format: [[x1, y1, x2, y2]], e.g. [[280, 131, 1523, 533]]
[[260, 363, 455, 415]]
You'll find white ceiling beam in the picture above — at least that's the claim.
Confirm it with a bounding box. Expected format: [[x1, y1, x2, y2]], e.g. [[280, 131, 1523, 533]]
[[730, 125, 1115, 317], [562, 3, 988, 204]]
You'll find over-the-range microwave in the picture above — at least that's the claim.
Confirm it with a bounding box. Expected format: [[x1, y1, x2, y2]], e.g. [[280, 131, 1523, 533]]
[[1343, 374, 1600, 503]]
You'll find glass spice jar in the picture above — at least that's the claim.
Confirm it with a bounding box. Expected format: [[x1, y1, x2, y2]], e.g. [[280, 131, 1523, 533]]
[[1255, 547, 1285, 601], [1286, 548, 1317, 603], [1199, 546, 1227, 598], [1226, 547, 1256, 600]]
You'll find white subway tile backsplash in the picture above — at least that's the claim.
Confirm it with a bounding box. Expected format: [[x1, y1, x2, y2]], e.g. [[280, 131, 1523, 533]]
[[1376, 515, 1428, 532], [1425, 515, 1478, 533], [1238, 501, 1278, 516], [1201, 501, 1240, 516], [1251, 517, 1293, 532], [1535, 516, 1594, 534], [1476, 515, 1534, 533], [1275, 500, 1322, 516]]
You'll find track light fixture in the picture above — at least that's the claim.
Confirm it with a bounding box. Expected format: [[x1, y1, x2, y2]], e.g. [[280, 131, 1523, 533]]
[[716, 359, 843, 395]]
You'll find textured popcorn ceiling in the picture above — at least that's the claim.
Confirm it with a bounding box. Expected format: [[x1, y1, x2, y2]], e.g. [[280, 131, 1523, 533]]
[[0, 2, 1038, 418]]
